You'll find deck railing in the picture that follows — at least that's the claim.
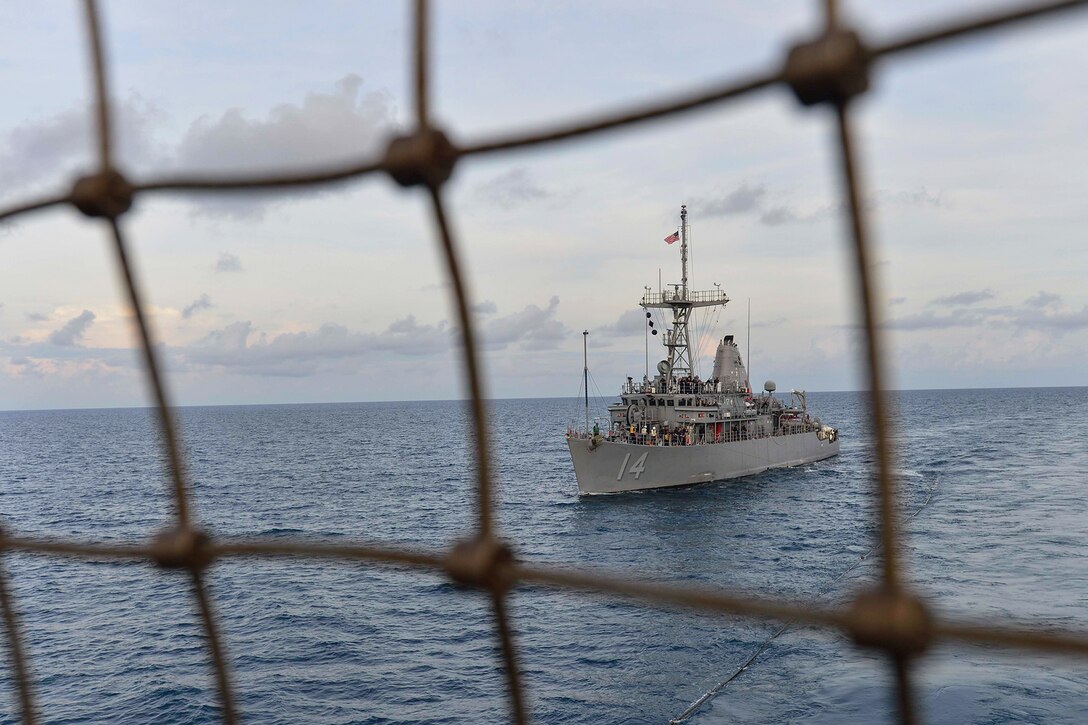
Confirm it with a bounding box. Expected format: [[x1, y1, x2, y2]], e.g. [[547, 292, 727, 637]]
[[640, 289, 730, 306], [593, 420, 822, 447]]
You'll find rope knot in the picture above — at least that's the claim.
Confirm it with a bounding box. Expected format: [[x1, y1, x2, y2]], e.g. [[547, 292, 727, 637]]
[[783, 28, 871, 106], [383, 128, 458, 188], [848, 587, 933, 657], [150, 525, 213, 571], [445, 535, 514, 594], [70, 169, 134, 219]]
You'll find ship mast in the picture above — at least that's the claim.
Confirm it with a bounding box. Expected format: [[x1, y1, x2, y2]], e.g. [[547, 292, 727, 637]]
[[680, 204, 689, 297], [582, 330, 589, 433], [668, 205, 694, 378], [640, 205, 729, 389]]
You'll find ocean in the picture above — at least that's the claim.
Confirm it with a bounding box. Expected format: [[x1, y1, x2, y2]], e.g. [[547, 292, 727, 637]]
[[0, 387, 1085, 724]]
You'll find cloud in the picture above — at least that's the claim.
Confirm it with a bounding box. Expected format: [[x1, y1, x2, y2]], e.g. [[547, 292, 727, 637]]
[[881, 188, 944, 208], [750, 317, 788, 329], [386, 316, 417, 334], [479, 296, 567, 350], [48, 310, 96, 346], [188, 321, 253, 360], [929, 289, 995, 306], [25, 311, 50, 322], [182, 293, 213, 319], [826, 188, 946, 216], [6, 355, 47, 378], [884, 310, 983, 330], [1016, 305, 1088, 331], [0, 95, 166, 194], [183, 315, 451, 377], [759, 206, 798, 226], [475, 167, 552, 209], [3, 297, 568, 382], [179, 297, 567, 376], [691, 183, 946, 228], [471, 300, 498, 315], [0, 76, 395, 218], [1024, 291, 1062, 309], [597, 309, 650, 338], [176, 74, 393, 171], [216, 253, 243, 273], [889, 297, 908, 306], [690, 183, 766, 218], [174, 74, 395, 218], [886, 300, 1088, 333]]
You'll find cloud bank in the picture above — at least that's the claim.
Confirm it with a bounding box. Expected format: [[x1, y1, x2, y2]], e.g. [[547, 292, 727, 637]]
[[215, 253, 243, 273], [886, 292, 1088, 333], [475, 168, 553, 209], [48, 310, 96, 346], [929, 289, 995, 306], [182, 294, 213, 319], [690, 182, 947, 228]]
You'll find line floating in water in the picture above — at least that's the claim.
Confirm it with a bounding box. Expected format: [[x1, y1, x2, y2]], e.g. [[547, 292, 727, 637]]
[[669, 475, 942, 723]]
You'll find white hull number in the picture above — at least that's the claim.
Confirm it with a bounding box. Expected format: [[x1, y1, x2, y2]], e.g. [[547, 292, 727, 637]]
[[616, 451, 649, 480]]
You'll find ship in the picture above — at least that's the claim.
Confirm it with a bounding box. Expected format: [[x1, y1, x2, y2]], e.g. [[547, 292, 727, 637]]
[[567, 205, 840, 494]]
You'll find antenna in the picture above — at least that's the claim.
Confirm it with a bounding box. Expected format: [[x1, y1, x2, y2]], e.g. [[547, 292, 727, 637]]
[[582, 330, 590, 433], [746, 297, 751, 393], [680, 204, 689, 298], [644, 287, 651, 380]]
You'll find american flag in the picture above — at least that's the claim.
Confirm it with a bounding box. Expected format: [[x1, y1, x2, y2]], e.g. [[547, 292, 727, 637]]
[[664, 230, 680, 244]]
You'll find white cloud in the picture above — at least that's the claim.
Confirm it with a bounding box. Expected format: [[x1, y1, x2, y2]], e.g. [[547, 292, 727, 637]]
[[215, 253, 243, 273], [597, 309, 649, 339], [175, 74, 394, 172], [886, 301, 1088, 334], [479, 296, 567, 351], [474, 167, 553, 209], [48, 310, 96, 346], [690, 183, 766, 217], [175, 297, 567, 376], [1024, 291, 1062, 309], [0, 95, 166, 196], [181, 293, 213, 319], [471, 300, 498, 315], [929, 289, 995, 307]]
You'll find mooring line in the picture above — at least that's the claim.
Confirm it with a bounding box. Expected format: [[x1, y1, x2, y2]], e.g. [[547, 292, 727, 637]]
[[669, 475, 942, 724]]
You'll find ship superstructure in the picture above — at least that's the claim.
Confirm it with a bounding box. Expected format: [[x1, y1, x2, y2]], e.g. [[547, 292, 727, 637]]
[[567, 205, 839, 494]]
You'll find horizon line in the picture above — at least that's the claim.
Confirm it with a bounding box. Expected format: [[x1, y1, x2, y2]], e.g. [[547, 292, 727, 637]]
[[2, 383, 1086, 414]]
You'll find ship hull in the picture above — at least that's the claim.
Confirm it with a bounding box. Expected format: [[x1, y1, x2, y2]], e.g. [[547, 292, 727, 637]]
[[567, 432, 840, 495]]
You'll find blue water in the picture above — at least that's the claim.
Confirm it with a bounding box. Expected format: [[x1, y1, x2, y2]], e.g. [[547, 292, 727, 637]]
[[0, 388, 1086, 724]]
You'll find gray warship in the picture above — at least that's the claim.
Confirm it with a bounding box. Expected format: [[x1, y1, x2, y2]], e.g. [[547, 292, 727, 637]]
[[567, 205, 839, 494]]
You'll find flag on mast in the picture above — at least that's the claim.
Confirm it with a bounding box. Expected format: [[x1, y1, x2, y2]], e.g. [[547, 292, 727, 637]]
[[664, 230, 680, 244]]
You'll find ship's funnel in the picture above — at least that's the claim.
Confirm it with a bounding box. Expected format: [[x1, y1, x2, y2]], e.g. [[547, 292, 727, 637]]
[[712, 335, 747, 391]]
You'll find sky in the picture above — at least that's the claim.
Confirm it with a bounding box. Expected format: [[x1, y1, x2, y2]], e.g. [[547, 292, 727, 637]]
[[0, 1, 1086, 410]]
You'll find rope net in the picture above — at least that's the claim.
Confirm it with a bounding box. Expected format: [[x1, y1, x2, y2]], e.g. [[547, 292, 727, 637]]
[[2, 1, 1087, 723]]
